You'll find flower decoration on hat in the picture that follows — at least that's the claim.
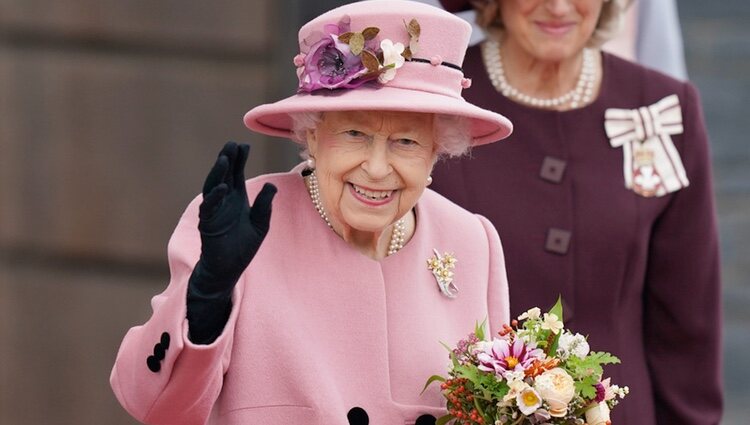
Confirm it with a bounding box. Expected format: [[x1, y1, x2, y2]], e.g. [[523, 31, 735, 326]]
[[427, 249, 458, 298], [296, 15, 421, 92]]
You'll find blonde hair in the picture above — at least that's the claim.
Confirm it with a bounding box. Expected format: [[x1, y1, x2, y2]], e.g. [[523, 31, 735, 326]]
[[288, 111, 473, 159], [472, 0, 630, 47]]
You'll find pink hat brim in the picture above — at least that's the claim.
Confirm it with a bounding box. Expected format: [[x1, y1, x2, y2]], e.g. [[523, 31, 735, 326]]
[[244, 83, 512, 146]]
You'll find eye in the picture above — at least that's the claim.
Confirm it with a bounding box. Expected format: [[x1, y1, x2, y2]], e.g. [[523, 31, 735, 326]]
[[345, 129, 366, 138], [395, 138, 418, 147]]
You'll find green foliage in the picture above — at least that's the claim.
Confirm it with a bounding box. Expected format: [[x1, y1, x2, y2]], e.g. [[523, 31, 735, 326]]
[[421, 375, 445, 395], [549, 296, 564, 322], [436, 414, 455, 425], [454, 364, 509, 401], [575, 374, 600, 399], [547, 296, 564, 355], [565, 351, 621, 399], [475, 318, 487, 341]]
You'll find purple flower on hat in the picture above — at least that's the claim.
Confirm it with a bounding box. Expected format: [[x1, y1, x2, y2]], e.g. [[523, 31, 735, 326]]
[[298, 34, 368, 91], [297, 16, 380, 92]]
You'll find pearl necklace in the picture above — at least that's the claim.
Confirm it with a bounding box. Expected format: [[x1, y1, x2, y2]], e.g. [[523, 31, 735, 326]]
[[481, 38, 597, 109], [305, 170, 406, 256]]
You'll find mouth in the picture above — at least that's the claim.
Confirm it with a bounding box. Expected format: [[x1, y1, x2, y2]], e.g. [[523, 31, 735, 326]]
[[535, 21, 575, 36], [349, 183, 396, 206]]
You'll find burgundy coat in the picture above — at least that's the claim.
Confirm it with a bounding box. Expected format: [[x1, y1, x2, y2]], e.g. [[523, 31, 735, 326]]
[[431, 46, 723, 425]]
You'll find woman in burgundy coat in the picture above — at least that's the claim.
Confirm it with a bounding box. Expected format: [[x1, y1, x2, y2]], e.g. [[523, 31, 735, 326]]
[[431, 1, 723, 424]]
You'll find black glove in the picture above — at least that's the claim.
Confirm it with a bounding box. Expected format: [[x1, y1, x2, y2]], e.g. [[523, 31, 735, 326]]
[[187, 142, 277, 343]]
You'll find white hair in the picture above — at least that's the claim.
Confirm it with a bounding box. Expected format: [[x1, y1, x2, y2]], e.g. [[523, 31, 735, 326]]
[[288, 111, 473, 159]]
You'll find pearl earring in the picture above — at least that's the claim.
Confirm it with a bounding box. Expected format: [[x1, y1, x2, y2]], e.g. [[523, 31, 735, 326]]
[[306, 156, 316, 169], [426, 176, 433, 186]]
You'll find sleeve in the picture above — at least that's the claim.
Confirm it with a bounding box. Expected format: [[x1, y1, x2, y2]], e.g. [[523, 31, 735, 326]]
[[109, 195, 245, 425], [477, 214, 511, 334], [642, 82, 723, 424]]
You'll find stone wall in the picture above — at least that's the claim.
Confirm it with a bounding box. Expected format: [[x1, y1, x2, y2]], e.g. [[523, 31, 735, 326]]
[[0, 0, 304, 423]]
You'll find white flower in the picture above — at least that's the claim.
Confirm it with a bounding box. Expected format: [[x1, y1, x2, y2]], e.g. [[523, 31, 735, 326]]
[[378, 39, 405, 83], [557, 332, 590, 359], [472, 340, 493, 355], [534, 368, 575, 417], [505, 369, 526, 383], [515, 329, 538, 346], [516, 387, 543, 416], [503, 379, 530, 402], [518, 307, 541, 321], [541, 313, 564, 334], [585, 402, 611, 425]]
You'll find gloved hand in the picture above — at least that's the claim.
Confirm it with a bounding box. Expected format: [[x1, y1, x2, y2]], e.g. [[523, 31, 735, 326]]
[[190, 142, 277, 296], [187, 142, 277, 344]]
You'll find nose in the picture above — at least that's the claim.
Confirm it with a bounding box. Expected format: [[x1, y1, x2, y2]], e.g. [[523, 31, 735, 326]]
[[361, 140, 392, 179], [545, 0, 573, 16]]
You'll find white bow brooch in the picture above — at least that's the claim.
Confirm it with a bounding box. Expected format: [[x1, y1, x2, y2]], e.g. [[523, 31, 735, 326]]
[[604, 94, 689, 197]]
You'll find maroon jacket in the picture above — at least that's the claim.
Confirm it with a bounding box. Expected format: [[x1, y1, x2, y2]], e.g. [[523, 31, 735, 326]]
[[432, 46, 723, 424]]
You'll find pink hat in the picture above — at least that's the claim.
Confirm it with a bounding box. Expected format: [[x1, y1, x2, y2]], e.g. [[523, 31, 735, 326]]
[[244, 0, 512, 146]]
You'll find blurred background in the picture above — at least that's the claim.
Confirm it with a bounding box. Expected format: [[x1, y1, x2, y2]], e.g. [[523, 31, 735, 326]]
[[0, 0, 747, 424]]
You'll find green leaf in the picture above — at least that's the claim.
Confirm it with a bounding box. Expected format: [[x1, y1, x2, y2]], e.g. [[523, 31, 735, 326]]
[[436, 414, 455, 425], [421, 375, 446, 395], [473, 395, 491, 423], [475, 318, 487, 341], [547, 296, 564, 355], [587, 351, 621, 365], [446, 347, 460, 369], [575, 375, 599, 399], [549, 296, 564, 323]]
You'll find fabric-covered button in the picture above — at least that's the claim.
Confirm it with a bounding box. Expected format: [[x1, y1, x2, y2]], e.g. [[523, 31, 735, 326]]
[[545, 228, 571, 255], [154, 343, 166, 361], [146, 355, 161, 373], [160, 332, 171, 349], [347, 407, 369, 425], [415, 414, 437, 425], [539, 156, 567, 183]]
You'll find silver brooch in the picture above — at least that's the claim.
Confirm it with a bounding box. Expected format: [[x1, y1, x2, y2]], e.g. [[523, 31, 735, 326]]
[[427, 249, 458, 298]]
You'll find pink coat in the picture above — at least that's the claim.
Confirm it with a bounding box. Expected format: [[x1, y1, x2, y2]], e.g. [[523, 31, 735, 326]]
[[110, 168, 510, 425]]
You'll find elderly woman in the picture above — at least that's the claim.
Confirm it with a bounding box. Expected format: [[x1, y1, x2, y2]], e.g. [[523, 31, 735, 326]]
[[431, 1, 722, 424], [110, 1, 514, 424]]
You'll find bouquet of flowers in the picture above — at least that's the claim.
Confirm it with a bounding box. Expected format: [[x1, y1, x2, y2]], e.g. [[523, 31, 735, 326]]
[[424, 299, 628, 425]]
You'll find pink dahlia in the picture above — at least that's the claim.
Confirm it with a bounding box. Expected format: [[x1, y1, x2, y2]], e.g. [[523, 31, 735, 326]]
[[477, 338, 544, 379]]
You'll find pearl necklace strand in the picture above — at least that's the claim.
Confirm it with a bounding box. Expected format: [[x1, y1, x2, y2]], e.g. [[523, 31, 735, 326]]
[[481, 38, 597, 109], [305, 170, 406, 256]]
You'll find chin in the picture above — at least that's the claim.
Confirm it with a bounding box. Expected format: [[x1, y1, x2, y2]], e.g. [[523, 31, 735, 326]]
[[344, 218, 391, 234]]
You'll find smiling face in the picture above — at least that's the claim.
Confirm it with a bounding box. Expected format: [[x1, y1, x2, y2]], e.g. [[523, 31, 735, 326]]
[[500, 0, 604, 62], [306, 110, 436, 235]]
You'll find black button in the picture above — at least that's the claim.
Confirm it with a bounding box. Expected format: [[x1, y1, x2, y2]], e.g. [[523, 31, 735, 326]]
[[154, 343, 166, 361], [415, 414, 436, 425], [160, 332, 171, 349], [540, 156, 567, 183], [545, 228, 571, 255], [146, 355, 161, 373], [347, 407, 369, 425]]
